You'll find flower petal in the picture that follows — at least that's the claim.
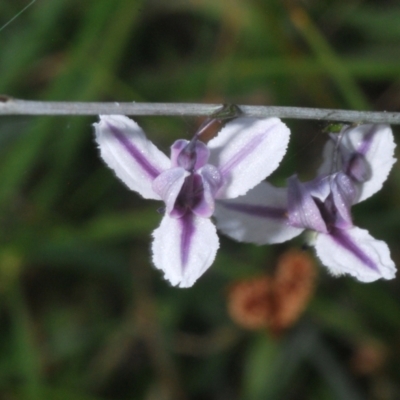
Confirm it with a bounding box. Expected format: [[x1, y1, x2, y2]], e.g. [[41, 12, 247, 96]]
[[192, 165, 223, 218], [152, 213, 219, 288], [94, 115, 170, 199], [315, 227, 396, 282], [215, 182, 303, 244], [170, 139, 210, 170], [318, 124, 396, 203], [287, 176, 328, 233], [170, 140, 188, 168], [152, 167, 188, 216], [207, 117, 290, 199], [329, 172, 357, 229], [304, 175, 331, 202]]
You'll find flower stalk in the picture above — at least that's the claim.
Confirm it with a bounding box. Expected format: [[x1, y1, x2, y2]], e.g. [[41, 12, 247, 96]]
[[1, 96, 400, 124]]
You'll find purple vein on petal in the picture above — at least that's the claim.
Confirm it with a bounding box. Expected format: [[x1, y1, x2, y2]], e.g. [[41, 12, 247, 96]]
[[107, 123, 162, 179], [219, 123, 279, 177], [356, 125, 376, 156], [179, 213, 196, 269], [219, 201, 287, 220], [331, 228, 379, 272]]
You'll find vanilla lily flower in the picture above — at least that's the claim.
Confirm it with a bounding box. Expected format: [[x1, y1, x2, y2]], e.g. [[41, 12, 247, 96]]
[[215, 124, 397, 282], [94, 115, 290, 287]]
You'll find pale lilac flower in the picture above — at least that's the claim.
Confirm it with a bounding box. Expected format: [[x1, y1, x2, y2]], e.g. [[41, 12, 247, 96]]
[[94, 115, 290, 287], [215, 124, 397, 282]]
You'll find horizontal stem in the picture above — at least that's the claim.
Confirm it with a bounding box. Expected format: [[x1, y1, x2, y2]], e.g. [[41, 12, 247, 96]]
[[1, 96, 400, 124]]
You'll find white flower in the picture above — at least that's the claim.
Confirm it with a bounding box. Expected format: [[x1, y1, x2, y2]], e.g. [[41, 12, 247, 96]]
[[215, 124, 397, 282], [94, 115, 290, 287]]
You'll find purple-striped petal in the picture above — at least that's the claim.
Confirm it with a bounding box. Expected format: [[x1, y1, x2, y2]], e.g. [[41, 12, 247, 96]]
[[151, 213, 219, 288], [215, 181, 303, 244], [287, 176, 328, 233], [94, 115, 170, 199], [315, 227, 396, 282], [318, 124, 396, 203], [207, 117, 290, 199], [152, 167, 188, 216], [350, 125, 396, 202]]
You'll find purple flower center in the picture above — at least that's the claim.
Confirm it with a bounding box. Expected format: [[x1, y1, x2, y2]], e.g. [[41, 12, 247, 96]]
[[314, 192, 351, 232], [169, 139, 222, 219], [173, 173, 204, 217], [288, 173, 356, 234]]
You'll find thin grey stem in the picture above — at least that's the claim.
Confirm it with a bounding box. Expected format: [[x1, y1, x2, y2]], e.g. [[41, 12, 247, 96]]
[[1, 96, 400, 124]]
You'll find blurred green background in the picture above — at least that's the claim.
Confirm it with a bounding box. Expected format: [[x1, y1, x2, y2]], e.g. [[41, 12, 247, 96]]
[[0, 0, 400, 399]]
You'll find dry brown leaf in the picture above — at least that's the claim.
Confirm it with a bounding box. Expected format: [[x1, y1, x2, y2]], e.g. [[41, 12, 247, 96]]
[[227, 249, 316, 335]]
